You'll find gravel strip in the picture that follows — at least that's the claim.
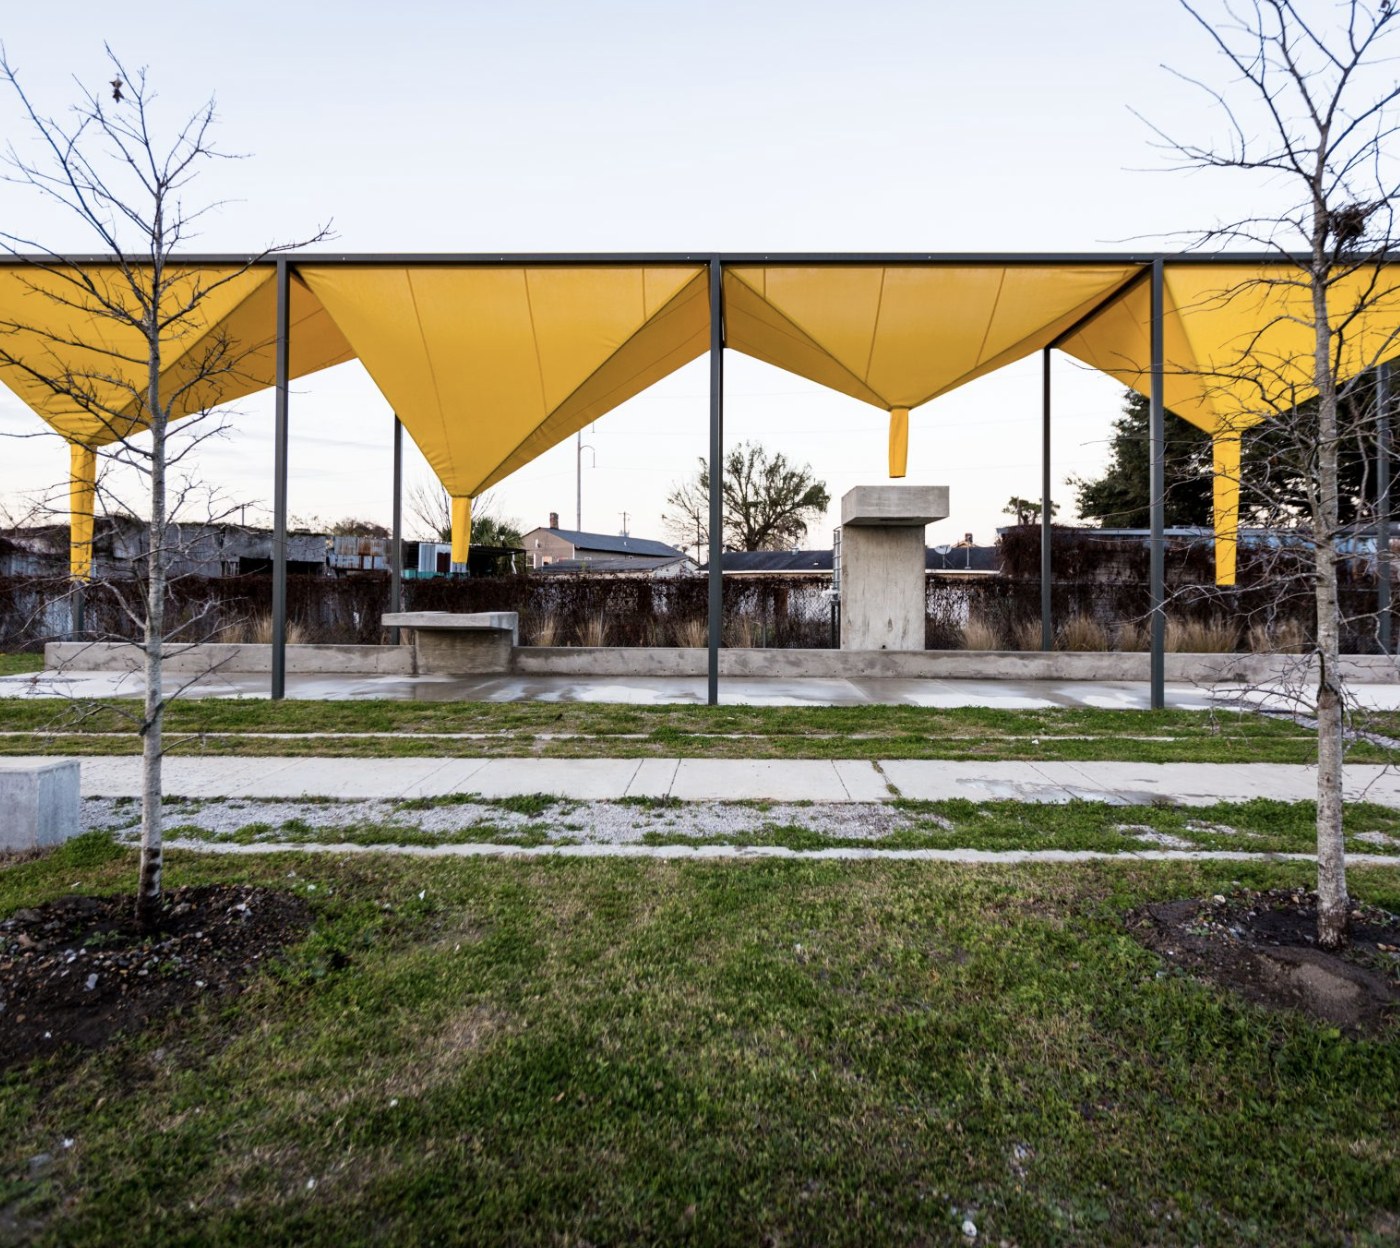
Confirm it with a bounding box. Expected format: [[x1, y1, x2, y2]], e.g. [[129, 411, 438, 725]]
[[83, 796, 914, 846]]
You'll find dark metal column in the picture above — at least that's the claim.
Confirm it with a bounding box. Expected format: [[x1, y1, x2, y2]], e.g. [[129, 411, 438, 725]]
[[707, 256, 724, 706], [389, 414, 403, 646], [1041, 347, 1053, 651], [271, 259, 290, 700], [1379, 362, 1392, 653], [1149, 258, 1166, 709]]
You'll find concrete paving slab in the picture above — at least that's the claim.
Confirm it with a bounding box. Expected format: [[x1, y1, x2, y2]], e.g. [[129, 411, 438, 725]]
[[879, 760, 1080, 803], [833, 760, 893, 801], [669, 759, 853, 802], [396, 758, 493, 799], [625, 758, 681, 799], [463, 758, 646, 800]]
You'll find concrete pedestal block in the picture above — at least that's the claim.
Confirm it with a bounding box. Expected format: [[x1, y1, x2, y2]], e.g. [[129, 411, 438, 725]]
[[839, 485, 949, 652], [382, 611, 518, 675], [0, 761, 80, 850]]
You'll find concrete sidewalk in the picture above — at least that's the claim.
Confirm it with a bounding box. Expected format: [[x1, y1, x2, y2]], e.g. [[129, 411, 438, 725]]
[[16, 754, 1400, 808]]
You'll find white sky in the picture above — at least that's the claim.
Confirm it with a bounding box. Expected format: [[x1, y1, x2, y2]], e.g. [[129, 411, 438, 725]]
[[0, 0, 1306, 549]]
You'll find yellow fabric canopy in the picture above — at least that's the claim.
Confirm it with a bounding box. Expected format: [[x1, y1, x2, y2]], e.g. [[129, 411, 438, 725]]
[[1060, 263, 1400, 583], [6, 255, 1400, 590], [299, 265, 710, 560], [0, 264, 352, 446], [0, 263, 354, 578], [723, 263, 1140, 475]]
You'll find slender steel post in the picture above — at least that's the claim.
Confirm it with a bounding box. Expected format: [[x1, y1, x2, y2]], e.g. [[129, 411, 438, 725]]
[[707, 256, 724, 706], [1149, 258, 1166, 709], [271, 258, 290, 700], [1041, 347, 1053, 651], [1379, 362, 1392, 653], [389, 414, 403, 645]]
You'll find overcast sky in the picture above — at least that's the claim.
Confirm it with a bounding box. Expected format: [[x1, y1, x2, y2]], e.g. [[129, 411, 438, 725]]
[[0, 1, 1302, 549]]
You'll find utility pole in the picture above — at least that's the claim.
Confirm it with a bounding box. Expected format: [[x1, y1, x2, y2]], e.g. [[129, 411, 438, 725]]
[[619, 510, 630, 536], [576, 430, 596, 530]]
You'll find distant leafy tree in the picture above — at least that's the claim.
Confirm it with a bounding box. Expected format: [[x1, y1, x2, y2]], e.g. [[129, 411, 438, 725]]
[[664, 440, 830, 554], [406, 480, 522, 548], [1071, 391, 1215, 528], [1002, 496, 1059, 526], [1072, 389, 1384, 530], [329, 517, 389, 538]]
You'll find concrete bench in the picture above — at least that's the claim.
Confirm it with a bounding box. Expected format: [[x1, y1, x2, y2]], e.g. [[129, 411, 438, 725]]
[[382, 611, 519, 675], [0, 760, 80, 851]]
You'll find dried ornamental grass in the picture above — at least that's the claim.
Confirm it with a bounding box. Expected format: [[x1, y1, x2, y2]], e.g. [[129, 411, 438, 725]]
[[1166, 616, 1240, 653], [960, 614, 1001, 651], [1057, 614, 1110, 651]]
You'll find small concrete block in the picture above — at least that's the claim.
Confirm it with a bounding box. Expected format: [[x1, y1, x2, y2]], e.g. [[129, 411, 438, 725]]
[[841, 485, 949, 527], [0, 760, 80, 850]]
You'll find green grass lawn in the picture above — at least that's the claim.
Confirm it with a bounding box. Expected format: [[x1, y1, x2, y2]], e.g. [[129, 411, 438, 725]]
[[0, 653, 43, 676], [3, 838, 1399, 1246], [0, 697, 1384, 763]]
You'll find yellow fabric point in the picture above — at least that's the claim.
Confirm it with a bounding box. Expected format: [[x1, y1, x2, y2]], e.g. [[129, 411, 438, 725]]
[[1212, 431, 1241, 587], [451, 496, 472, 565], [888, 408, 909, 477], [298, 265, 708, 501], [68, 442, 96, 581]]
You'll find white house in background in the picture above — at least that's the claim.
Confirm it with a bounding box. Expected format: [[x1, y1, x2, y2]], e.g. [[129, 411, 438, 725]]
[[519, 512, 694, 574]]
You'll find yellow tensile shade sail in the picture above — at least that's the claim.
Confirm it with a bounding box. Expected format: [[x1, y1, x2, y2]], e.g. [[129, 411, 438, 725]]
[[0, 265, 352, 445], [0, 264, 354, 576], [299, 265, 710, 560], [723, 263, 1140, 474], [1060, 262, 1400, 584]]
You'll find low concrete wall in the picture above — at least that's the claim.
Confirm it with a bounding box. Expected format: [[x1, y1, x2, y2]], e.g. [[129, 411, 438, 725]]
[[44, 642, 416, 676], [37, 640, 1400, 685], [511, 646, 1400, 684]]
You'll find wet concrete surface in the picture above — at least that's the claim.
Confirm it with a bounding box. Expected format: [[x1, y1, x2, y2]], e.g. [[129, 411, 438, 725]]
[[7, 665, 1400, 712]]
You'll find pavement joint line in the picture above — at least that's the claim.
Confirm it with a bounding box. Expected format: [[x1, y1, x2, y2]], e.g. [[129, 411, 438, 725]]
[[160, 838, 1400, 867], [832, 760, 853, 802], [621, 758, 645, 798]]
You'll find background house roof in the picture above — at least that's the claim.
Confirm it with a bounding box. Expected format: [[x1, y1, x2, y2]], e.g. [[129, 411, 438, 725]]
[[533, 526, 684, 559]]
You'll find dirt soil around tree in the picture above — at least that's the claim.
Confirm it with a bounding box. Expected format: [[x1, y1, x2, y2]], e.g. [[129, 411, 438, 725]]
[[0, 883, 311, 1070], [1130, 887, 1400, 1034]]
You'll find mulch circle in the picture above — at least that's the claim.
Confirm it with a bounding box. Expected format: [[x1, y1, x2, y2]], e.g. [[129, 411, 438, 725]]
[[0, 884, 311, 1071], [1128, 887, 1400, 1035]]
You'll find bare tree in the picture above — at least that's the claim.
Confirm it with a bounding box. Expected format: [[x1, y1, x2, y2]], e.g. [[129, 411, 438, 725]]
[[405, 477, 523, 551], [1153, 0, 1400, 947], [0, 46, 327, 925], [664, 440, 831, 554]]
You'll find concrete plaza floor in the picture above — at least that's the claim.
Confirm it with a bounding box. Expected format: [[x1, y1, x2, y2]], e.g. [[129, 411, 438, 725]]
[[16, 754, 1400, 808], [0, 666, 1273, 709]]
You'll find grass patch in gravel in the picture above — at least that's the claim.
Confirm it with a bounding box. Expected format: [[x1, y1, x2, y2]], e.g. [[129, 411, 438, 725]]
[[97, 795, 1400, 858], [1, 841, 1398, 1245]]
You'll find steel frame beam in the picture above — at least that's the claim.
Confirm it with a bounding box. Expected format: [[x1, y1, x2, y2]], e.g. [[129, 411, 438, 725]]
[[390, 415, 403, 645], [1041, 347, 1054, 651], [707, 257, 724, 707], [1149, 259, 1167, 709], [0, 250, 1375, 268], [271, 258, 290, 701], [1380, 362, 1393, 654]]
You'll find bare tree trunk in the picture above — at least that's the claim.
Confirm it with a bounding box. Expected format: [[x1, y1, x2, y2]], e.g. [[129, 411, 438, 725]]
[[136, 304, 165, 928], [1312, 253, 1349, 950]]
